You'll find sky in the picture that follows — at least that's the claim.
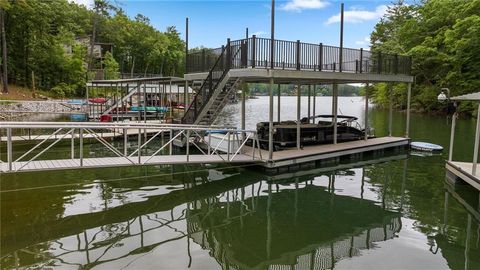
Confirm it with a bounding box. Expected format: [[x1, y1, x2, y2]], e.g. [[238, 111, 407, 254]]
[[72, 0, 394, 49]]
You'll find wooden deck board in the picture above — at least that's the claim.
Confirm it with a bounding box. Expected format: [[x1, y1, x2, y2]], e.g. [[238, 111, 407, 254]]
[[0, 154, 258, 173]]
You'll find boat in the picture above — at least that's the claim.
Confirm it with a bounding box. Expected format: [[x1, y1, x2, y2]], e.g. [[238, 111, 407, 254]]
[[88, 98, 108, 104], [256, 115, 371, 150], [130, 106, 169, 113], [410, 141, 443, 152]]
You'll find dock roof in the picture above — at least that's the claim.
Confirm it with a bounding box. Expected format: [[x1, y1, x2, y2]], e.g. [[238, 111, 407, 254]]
[[451, 92, 480, 101]]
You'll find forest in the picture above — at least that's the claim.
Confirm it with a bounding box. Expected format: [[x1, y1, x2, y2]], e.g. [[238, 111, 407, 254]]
[[0, 0, 479, 116], [369, 0, 480, 115], [0, 0, 185, 97]]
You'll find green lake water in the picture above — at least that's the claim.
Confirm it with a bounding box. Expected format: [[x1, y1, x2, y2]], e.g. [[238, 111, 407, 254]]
[[1, 97, 479, 269]]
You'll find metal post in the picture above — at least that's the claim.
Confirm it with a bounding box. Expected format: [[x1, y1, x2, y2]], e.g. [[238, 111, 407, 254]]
[[185, 17, 189, 73], [71, 129, 75, 159], [270, 0, 275, 69], [313, 85, 316, 122], [268, 77, 274, 160], [186, 130, 190, 162], [79, 128, 83, 167], [208, 132, 211, 155], [388, 83, 393, 136], [364, 83, 369, 141], [472, 103, 480, 175], [7, 127, 12, 171], [123, 128, 127, 156], [185, 80, 189, 115], [449, 113, 457, 161], [307, 85, 311, 122], [405, 83, 412, 137], [169, 79, 173, 118], [277, 84, 281, 122], [339, 3, 344, 72], [333, 84, 338, 144], [227, 131, 231, 161], [138, 129, 141, 164], [297, 84, 301, 149], [169, 129, 173, 155], [241, 81, 246, 136]]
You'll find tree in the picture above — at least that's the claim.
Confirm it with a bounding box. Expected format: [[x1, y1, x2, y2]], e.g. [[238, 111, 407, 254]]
[[0, 0, 10, 93], [369, 0, 480, 115]]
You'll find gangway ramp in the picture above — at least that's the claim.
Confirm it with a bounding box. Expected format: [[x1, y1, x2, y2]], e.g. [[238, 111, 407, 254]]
[[0, 122, 263, 173]]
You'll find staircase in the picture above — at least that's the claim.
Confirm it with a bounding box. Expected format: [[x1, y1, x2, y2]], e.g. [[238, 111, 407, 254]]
[[182, 40, 241, 126], [102, 84, 140, 115]]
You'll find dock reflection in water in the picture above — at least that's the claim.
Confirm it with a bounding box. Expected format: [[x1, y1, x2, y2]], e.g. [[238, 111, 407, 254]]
[[1, 154, 479, 269]]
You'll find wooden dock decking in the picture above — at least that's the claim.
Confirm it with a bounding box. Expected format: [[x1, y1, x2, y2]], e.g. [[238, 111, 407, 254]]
[[0, 154, 259, 173], [446, 161, 480, 190], [0, 136, 409, 173]]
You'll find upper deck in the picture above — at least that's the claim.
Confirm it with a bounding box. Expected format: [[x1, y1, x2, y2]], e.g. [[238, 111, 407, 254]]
[[184, 37, 413, 84]]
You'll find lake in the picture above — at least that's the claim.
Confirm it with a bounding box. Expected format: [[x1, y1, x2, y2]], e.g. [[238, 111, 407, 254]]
[[1, 96, 479, 269]]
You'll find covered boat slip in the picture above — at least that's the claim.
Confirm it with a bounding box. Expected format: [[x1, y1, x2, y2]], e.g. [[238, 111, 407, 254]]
[[184, 36, 414, 165], [446, 92, 480, 190]]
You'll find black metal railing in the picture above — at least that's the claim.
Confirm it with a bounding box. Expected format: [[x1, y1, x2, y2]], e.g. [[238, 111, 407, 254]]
[[182, 40, 233, 124], [186, 36, 411, 76]]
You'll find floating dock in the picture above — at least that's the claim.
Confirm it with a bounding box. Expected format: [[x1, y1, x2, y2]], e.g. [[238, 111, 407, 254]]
[[445, 92, 480, 191]]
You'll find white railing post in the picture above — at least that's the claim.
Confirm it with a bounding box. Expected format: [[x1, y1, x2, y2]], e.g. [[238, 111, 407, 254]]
[[448, 113, 457, 161], [138, 128, 142, 164], [472, 103, 480, 175], [208, 132, 211, 155], [79, 128, 83, 167], [227, 131, 231, 161], [7, 127, 12, 171], [71, 128, 75, 159], [123, 128, 127, 156]]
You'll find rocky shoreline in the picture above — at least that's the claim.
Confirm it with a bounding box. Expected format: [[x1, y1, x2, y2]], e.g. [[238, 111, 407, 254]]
[[0, 100, 83, 120]]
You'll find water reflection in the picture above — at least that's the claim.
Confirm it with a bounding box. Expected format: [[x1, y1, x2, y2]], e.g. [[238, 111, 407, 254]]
[[1, 154, 479, 269]]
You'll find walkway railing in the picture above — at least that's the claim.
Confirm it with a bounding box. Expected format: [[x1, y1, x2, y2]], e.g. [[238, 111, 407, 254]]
[[187, 37, 411, 75], [0, 122, 263, 172]]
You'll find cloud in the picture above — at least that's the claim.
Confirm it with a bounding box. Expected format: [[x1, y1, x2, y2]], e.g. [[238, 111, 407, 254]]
[[325, 5, 387, 24], [70, 0, 94, 9], [281, 0, 329, 12], [355, 36, 370, 46]]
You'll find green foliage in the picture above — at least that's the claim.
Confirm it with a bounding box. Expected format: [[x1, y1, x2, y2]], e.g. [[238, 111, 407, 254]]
[[103, 51, 119, 79], [4, 0, 185, 97], [51, 83, 75, 98], [370, 0, 480, 115]]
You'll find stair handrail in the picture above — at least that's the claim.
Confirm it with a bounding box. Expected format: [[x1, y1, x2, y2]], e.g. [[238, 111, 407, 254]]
[[182, 40, 232, 124]]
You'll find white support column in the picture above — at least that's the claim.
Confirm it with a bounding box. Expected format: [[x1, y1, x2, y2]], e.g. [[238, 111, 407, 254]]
[[307, 85, 311, 122], [297, 83, 301, 149], [241, 80, 246, 132], [388, 83, 393, 137], [185, 80, 189, 115], [448, 112, 457, 161], [333, 83, 338, 144], [277, 84, 281, 122], [313, 85, 316, 122], [405, 83, 412, 138], [472, 103, 480, 175], [364, 83, 369, 141], [268, 77, 274, 160]]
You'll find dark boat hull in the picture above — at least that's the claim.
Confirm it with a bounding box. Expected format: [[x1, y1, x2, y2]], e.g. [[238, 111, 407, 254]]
[[256, 121, 367, 150]]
